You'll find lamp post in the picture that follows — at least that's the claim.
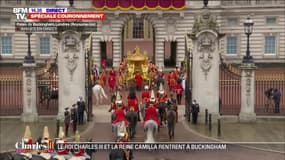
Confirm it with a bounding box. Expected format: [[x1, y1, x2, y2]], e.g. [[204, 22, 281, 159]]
[[188, 51, 193, 122], [242, 16, 254, 63], [24, 32, 35, 63]]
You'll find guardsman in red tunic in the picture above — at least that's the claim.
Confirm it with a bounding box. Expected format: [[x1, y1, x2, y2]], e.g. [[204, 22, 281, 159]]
[[108, 75, 116, 93], [55, 127, 70, 158], [102, 69, 107, 86], [72, 131, 87, 158], [112, 107, 129, 126], [175, 81, 184, 105], [134, 72, 143, 91], [167, 72, 171, 89], [141, 85, 150, 102], [113, 93, 128, 126], [19, 125, 33, 159], [127, 95, 140, 121], [39, 126, 53, 159], [169, 72, 177, 92], [101, 58, 107, 68], [144, 90, 160, 127], [109, 67, 116, 77]]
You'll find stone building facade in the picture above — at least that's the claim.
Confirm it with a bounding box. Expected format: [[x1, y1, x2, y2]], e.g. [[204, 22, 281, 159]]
[[0, 0, 284, 68]]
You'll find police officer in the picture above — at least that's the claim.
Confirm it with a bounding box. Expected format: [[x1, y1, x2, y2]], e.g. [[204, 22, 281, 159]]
[[273, 88, 281, 113], [191, 100, 200, 124], [71, 104, 78, 134], [64, 107, 71, 137], [77, 96, 86, 125]]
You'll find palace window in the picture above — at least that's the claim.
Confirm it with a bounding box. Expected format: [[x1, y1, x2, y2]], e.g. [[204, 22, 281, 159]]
[[133, 18, 144, 39], [226, 36, 237, 54], [227, 18, 238, 26], [264, 36, 276, 54], [40, 37, 50, 54], [266, 17, 276, 24], [1, 36, 12, 54], [0, 18, 11, 25]]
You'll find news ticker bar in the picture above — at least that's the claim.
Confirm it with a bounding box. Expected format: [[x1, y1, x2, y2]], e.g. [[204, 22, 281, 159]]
[[15, 22, 97, 32], [55, 142, 228, 151], [53, 141, 285, 151]]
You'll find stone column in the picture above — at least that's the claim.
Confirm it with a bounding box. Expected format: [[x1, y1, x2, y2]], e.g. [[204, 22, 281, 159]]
[[191, 30, 220, 123], [239, 63, 256, 122], [55, 31, 89, 119], [21, 63, 38, 122]]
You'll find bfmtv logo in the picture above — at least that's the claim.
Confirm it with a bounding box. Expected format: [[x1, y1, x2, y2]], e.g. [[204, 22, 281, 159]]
[[13, 8, 29, 20]]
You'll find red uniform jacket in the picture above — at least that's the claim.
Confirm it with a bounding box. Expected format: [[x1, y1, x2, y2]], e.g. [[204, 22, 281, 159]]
[[173, 71, 178, 80], [127, 98, 139, 112], [57, 140, 69, 155], [112, 109, 129, 126], [157, 94, 168, 104], [102, 59, 107, 68], [109, 69, 116, 77], [135, 74, 143, 87], [175, 83, 184, 95], [73, 149, 85, 157], [108, 76, 116, 89], [144, 105, 160, 127], [169, 78, 176, 89], [112, 103, 126, 111], [141, 91, 150, 102]]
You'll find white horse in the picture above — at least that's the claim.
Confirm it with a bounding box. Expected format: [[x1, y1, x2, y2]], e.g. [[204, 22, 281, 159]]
[[92, 84, 107, 105], [113, 121, 128, 141], [144, 120, 158, 143]]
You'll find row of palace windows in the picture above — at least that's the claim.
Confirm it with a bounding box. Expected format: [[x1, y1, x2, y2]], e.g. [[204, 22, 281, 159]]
[[0, 35, 279, 55], [227, 17, 277, 26], [226, 35, 277, 54], [0, 36, 50, 55]]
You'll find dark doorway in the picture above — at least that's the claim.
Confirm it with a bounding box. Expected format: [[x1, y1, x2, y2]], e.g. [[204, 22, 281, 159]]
[[100, 41, 113, 67], [100, 41, 107, 66], [164, 41, 177, 67]]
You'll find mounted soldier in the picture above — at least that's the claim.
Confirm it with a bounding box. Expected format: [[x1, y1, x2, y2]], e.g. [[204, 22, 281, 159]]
[[112, 92, 129, 140], [144, 90, 160, 142], [167, 95, 177, 139], [126, 106, 138, 139], [157, 83, 168, 126], [140, 85, 150, 119], [70, 131, 91, 160], [14, 126, 33, 160], [53, 127, 71, 160], [127, 88, 140, 121]]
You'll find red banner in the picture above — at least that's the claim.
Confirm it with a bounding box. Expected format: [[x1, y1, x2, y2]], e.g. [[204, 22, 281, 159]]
[[92, 0, 185, 10]]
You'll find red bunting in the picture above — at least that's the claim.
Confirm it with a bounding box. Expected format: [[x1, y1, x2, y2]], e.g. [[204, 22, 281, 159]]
[[92, 0, 185, 10]]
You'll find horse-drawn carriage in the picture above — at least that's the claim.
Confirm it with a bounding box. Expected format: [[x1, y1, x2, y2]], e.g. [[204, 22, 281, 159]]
[[123, 46, 155, 85]]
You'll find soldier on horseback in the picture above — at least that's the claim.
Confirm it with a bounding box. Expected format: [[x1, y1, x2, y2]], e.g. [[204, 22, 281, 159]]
[[144, 90, 160, 128], [112, 92, 129, 140], [167, 94, 178, 123], [157, 83, 168, 126]]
